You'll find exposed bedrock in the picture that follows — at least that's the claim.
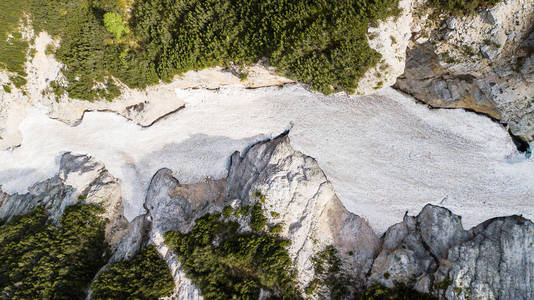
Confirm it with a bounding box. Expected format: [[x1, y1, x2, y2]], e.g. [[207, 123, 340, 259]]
[[396, 0, 534, 144], [128, 135, 534, 299], [0, 152, 129, 248], [1, 136, 532, 299], [368, 204, 534, 299], [138, 134, 380, 298]]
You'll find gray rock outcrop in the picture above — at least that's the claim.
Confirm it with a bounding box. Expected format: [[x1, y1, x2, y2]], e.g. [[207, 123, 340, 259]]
[[137, 134, 379, 298], [368, 204, 534, 300], [434, 216, 534, 300], [0, 153, 128, 247], [396, 0, 534, 143], [225, 134, 380, 289], [140, 135, 534, 299], [368, 205, 469, 289]]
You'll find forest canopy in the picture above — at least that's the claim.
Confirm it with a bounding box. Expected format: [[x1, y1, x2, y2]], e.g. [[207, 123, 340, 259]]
[[0, 204, 109, 299], [164, 205, 301, 299], [1, 0, 402, 100], [0, 204, 175, 299], [90, 245, 175, 299]]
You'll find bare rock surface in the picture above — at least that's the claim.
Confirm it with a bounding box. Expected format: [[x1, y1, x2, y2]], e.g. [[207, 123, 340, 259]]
[[225, 134, 380, 287], [368, 205, 469, 288], [369, 204, 534, 300], [0, 152, 128, 247], [135, 136, 534, 299], [396, 0, 534, 143], [435, 216, 534, 300], [1, 85, 533, 235], [134, 135, 378, 297], [356, 0, 413, 95], [137, 135, 534, 299], [144, 169, 205, 300]]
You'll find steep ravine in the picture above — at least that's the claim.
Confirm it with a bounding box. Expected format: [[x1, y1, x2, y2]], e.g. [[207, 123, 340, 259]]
[[1, 0, 533, 298], [3, 85, 534, 234], [1, 135, 532, 299]]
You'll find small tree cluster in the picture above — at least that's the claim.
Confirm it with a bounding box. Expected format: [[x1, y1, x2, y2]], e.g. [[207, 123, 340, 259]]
[[164, 210, 300, 299], [91, 245, 175, 299]]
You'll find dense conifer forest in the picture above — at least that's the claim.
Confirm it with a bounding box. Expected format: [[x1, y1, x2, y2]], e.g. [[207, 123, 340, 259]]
[[0, 205, 109, 299], [0, 204, 175, 299], [90, 245, 175, 299], [1, 0, 503, 100], [2, 0, 403, 100], [164, 204, 301, 299]]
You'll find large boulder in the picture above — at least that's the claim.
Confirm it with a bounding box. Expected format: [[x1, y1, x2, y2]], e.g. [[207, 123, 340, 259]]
[[369, 204, 534, 300], [434, 216, 534, 300]]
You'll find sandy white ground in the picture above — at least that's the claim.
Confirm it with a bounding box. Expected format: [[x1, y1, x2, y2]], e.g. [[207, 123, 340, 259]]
[[0, 85, 532, 234]]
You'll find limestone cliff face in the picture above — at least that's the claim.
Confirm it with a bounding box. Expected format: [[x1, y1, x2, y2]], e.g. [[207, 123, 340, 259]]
[[396, 0, 534, 143], [1, 137, 532, 299], [224, 135, 380, 288], [356, 0, 413, 95], [437, 216, 534, 300], [137, 134, 380, 298], [368, 204, 534, 300]]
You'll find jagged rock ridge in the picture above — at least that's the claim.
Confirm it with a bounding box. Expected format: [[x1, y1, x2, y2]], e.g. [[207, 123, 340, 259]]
[[0, 136, 532, 299]]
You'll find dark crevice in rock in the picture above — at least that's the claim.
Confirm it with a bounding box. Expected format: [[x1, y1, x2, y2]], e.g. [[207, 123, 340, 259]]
[[510, 129, 531, 155], [415, 219, 440, 267]]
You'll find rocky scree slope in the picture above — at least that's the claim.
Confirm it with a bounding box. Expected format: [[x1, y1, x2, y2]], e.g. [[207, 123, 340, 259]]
[[1, 135, 532, 299]]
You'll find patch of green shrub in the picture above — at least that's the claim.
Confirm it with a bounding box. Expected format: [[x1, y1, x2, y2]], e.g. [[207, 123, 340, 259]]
[[0, 204, 109, 299], [164, 212, 300, 299], [432, 0, 500, 15], [0, 0, 29, 76], [250, 202, 268, 231], [253, 189, 266, 202], [2, 85, 11, 93], [234, 205, 249, 217], [462, 45, 476, 57], [10, 75, 27, 88], [308, 245, 356, 299], [357, 284, 437, 299], [483, 39, 501, 48], [103, 12, 129, 39], [222, 205, 234, 218], [91, 245, 174, 299], [307, 246, 437, 299], [269, 223, 283, 235]]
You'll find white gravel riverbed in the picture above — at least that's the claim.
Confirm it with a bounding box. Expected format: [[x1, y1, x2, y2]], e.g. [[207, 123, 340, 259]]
[[0, 85, 532, 234]]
